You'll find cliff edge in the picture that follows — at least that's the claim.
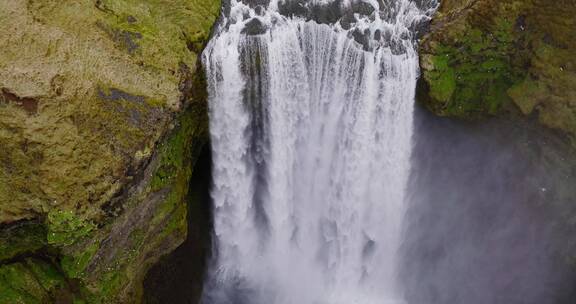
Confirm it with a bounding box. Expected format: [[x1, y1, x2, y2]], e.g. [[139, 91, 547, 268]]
[[0, 0, 220, 302]]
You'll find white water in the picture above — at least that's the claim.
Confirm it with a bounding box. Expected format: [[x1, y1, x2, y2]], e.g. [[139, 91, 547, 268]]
[[202, 0, 436, 303]]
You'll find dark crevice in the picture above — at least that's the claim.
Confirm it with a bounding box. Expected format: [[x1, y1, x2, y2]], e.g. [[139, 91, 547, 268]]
[[143, 144, 213, 304], [1, 88, 39, 115]]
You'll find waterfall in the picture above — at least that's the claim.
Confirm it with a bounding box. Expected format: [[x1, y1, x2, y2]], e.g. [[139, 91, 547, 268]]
[[202, 0, 437, 303]]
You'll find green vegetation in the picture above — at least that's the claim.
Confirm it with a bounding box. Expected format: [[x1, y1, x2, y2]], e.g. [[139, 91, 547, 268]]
[[0, 0, 220, 302], [47, 210, 96, 247], [420, 0, 576, 140], [0, 259, 70, 304], [61, 242, 99, 279], [81, 104, 208, 303], [421, 3, 526, 118], [0, 0, 219, 223]]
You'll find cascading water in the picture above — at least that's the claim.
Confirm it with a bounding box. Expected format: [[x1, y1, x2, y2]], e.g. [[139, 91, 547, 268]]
[[202, 0, 437, 303]]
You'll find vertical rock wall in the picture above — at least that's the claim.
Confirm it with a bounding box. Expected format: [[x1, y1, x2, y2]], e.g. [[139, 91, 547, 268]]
[[0, 0, 220, 303], [419, 0, 576, 137]]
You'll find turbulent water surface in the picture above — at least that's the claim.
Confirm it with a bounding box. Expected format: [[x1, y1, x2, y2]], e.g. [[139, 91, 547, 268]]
[[202, 0, 437, 303]]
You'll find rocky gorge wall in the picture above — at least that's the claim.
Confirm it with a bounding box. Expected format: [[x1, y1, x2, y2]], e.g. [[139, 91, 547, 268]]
[[419, 0, 576, 130], [2, 0, 576, 303], [417, 0, 576, 299], [0, 0, 219, 303]]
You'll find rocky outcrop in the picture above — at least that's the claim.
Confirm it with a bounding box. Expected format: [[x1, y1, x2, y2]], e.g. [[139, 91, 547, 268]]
[[419, 0, 576, 140], [0, 0, 220, 303]]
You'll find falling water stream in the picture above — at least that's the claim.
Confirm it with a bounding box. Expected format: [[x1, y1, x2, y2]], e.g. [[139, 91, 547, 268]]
[[202, 0, 437, 303]]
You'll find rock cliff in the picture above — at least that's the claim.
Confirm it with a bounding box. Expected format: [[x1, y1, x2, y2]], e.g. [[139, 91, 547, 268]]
[[419, 0, 576, 139], [0, 0, 220, 302], [418, 0, 576, 288]]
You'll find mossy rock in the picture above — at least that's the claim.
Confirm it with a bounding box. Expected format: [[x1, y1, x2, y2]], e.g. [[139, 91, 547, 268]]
[[0, 0, 220, 302], [0, 0, 219, 223], [0, 258, 75, 304], [419, 0, 576, 141], [74, 101, 210, 303]]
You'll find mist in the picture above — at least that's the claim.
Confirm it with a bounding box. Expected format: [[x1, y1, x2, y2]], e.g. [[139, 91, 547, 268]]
[[401, 105, 576, 304]]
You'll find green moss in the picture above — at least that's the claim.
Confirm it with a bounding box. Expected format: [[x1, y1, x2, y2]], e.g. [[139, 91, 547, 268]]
[[0, 259, 69, 304], [422, 5, 526, 118], [90, 85, 166, 156], [0, 262, 45, 304], [47, 210, 96, 247], [72, 268, 127, 304], [61, 241, 99, 279], [0, 0, 219, 302], [99, 270, 127, 300], [426, 55, 456, 103], [150, 106, 206, 192], [151, 185, 188, 238], [75, 103, 208, 303], [25, 258, 67, 292], [0, 0, 220, 223], [95, 0, 221, 84], [421, 0, 576, 140], [149, 107, 206, 246]]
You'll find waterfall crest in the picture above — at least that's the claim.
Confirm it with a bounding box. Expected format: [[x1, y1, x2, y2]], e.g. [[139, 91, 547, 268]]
[[202, 0, 437, 303]]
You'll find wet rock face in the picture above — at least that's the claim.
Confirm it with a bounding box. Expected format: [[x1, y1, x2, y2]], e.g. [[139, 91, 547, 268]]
[[307, 0, 345, 24], [0, 0, 220, 302], [243, 0, 437, 52], [242, 18, 269, 35], [351, 28, 372, 51], [143, 146, 213, 304], [277, 0, 379, 25], [278, 0, 309, 18], [241, 0, 271, 8], [418, 0, 576, 140]]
